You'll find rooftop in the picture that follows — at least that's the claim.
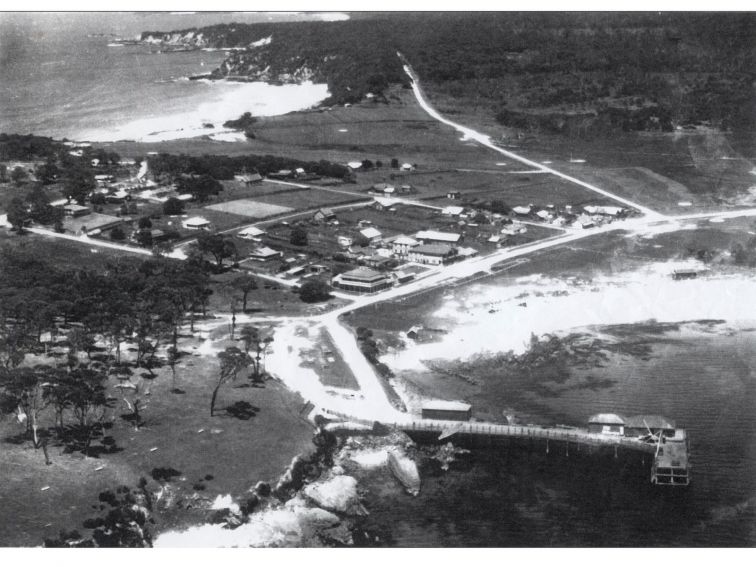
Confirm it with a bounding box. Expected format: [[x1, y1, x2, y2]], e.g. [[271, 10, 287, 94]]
[[413, 243, 455, 256], [339, 266, 390, 283], [416, 230, 461, 243], [422, 400, 472, 412], [588, 413, 626, 425]]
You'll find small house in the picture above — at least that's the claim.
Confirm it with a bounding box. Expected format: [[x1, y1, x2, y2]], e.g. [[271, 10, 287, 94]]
[[182, 216, 211, 231], [392, 235, 420, 257], [421, 400, 472, 422], [238, 226, 266, 240], [236, 173, 263, 185], [62, 203, 91, 217], [442, 205, 465, 217], [284, 265, 306, 278], [268, 169, 293, 180], [313, 207, 336, 222], [394, 270, 415, 284], [400, 163, 415, 172], [572, 215, 595, 229], [587, 413, 626, 436], [249, 246, 282, 261], [406, 325, 423, 339], [447, 191, 462, 200], [415, 230, 462, 245], [399, 185, 415, 194], [347, 161, 363, 170], [359, 227, 383, 243], [337, 235, 354, 248], [672, 269, 698, 280], [512, 205, 532, 216]]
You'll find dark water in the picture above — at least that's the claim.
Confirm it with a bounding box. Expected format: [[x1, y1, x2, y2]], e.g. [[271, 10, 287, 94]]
[[355, 329, 756, 547]]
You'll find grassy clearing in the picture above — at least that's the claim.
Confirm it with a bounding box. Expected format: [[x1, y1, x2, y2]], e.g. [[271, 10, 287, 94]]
[[205, 199, 293, 218], [0, 340, 315, 546], [250, 188, 366, 210]]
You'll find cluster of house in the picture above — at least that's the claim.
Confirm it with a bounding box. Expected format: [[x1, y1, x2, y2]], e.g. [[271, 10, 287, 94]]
[[510, 203, 627, 229]]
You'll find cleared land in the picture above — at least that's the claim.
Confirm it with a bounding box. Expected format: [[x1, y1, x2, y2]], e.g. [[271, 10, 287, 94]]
[[205, 199, 293, 218], [0, 345, 315, 546]]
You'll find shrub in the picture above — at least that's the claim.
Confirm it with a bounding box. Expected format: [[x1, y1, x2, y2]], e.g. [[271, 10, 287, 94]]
[[299, 279, 331, 303]]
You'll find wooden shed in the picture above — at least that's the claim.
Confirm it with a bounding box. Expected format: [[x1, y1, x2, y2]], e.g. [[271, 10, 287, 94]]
[[421, 400, 472, 422]]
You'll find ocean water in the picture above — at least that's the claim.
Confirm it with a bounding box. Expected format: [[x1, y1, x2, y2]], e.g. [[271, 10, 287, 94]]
[[0, 12, 336, 142], [355, 327, 756, 547]]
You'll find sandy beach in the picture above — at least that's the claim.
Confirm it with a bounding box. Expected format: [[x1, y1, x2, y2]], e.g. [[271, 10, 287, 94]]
[[77, 80, 329, 143]]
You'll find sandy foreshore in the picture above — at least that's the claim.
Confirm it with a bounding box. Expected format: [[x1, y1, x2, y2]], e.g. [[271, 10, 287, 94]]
[[77, 80, 329, 143]]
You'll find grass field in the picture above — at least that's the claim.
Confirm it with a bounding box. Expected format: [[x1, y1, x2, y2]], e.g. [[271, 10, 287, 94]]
[[0, 336, 316, 546], [205, 199, 293, 218], [251, 188, 367, 210]]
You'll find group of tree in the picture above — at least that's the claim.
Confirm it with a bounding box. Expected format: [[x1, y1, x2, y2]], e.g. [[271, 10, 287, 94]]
[[0, 361, 113, 462], [5, 184, 65, 233], [144, 12, 755, 132], [148, 152, 350, 183], [192, 232, 238, 271], [0, 247, 214, 455]]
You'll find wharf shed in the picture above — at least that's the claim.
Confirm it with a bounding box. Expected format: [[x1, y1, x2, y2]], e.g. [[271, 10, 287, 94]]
[[587, 413, 626, 435], [421, 400, 472, 421]]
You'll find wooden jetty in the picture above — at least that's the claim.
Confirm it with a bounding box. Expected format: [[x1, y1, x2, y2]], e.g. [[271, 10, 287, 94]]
[[323, 410, 690, 487]]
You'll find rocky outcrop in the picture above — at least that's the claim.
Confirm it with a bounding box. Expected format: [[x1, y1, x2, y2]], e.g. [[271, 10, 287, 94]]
[[303, 475, 368, 516]]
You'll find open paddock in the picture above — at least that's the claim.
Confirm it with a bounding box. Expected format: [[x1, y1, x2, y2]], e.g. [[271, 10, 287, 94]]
[[205, 199, 293, 219], [335, 204, 441, 236], [251, 188, 367, 210]]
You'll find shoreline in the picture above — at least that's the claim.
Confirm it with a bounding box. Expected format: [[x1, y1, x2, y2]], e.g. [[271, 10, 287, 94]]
[[381, 260, 756, 377], [74, 79, 329, 144]]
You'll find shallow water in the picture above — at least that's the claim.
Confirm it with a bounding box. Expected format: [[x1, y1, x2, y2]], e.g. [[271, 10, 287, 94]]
[[358, 326, 756, 547]]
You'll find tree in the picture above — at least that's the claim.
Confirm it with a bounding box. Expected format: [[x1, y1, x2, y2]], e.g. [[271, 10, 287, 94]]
[[35, 159, 60, 185], [290, 226, 308, 246], [6, 197, 29, 233], [114, 376, 148, 431], [137, 217, 152, 230], [240, 325, 273, 383], [0, 163, 7, 182], [490, 199, 510, 214], [10, 166, 28, 186], [136, 231, 153, 248], [27, 184, 59, 225], [361, 159, 374, 170], [62, 167, 95, 204], [230, 273, 258, 312], [211, 347, 251, 416], [0, 366, 52, 463], [162, 197, 185, 216], [177, 174, 222, 203], [90, 193, 106, 205], [390, 158, 399, 169], [197, 233, 237, 270], [110, 226, 126, 241], [299, 279, 331, 303]]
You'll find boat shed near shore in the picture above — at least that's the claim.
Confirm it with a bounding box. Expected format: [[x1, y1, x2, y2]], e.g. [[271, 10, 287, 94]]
[[421, 400, 472, 421]]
